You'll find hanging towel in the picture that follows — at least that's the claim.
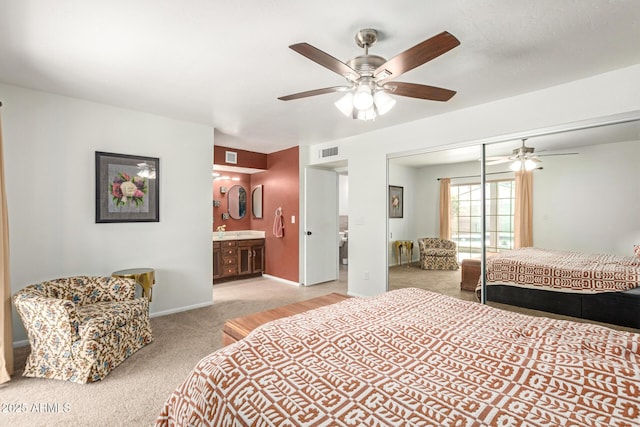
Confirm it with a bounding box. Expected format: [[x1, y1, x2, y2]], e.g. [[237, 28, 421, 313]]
[[273, 207, 284, 238]]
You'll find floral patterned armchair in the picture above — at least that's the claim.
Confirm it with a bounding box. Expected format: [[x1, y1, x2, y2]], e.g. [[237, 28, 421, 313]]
[[418, 238, 459, 270], [13, 276, 153, 384]]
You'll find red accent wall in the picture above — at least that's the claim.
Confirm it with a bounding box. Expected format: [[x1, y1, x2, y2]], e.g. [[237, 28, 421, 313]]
[[212, 146, 300, 283], [214, 145, 267, 169], [250, 147, 299, 283]]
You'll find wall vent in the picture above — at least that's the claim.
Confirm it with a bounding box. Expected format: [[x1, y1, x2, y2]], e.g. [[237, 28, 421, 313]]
[[320, 146, 339, 158], [225, 150, 237, 164]]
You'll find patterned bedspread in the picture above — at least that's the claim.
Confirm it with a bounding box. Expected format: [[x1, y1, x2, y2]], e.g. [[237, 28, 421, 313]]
[[156, 288, 640, 426], [482, 247, 640, 293]]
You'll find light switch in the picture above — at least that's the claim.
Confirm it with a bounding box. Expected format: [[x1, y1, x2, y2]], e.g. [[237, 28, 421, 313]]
[[291, 215, 296, 224]]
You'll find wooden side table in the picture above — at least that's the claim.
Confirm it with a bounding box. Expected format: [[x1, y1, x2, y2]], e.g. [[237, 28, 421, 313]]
[[460, 259, 481, 291], [222, 293, 350, 346], [112, 268, 156, 301], [395, 240, 414, 266]]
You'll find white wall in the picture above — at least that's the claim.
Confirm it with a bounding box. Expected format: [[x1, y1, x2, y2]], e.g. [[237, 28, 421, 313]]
[[533, 140, 640, 255], [1, 84, 214, 343], [308, 64, 640, 297], [387, 164, 419, 265]]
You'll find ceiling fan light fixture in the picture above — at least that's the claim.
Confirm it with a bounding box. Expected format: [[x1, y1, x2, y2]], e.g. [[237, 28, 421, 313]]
[[352, 84, 374, 110], [335, 92, 354, 117], [355, 106, 376, 121], [524, 159, 537, 171], [335, 85, 394, 120], [509, 157, 537, 171], [373, 90, 396, 115]]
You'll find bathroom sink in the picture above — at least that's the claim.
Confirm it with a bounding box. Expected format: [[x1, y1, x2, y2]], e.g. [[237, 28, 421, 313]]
[[213, 230, 266, 241]]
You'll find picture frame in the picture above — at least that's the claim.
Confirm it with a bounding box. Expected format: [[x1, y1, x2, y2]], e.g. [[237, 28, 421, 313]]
[[389, 185, 403, 218], [95, 151, 159, 223]]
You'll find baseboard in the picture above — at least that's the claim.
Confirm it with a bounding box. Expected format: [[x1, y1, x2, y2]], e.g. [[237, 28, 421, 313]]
[[262, 274, 301, 287], [150, 301, 213, 318], [389, 258, 419, 268]]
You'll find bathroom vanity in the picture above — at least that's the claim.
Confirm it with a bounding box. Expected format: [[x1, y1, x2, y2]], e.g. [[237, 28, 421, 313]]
[[213, 231, 265, 284]]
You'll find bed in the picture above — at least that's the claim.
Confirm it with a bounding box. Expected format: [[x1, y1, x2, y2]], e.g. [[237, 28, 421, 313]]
[[156, 288, 640, 426], [478, 247, 640, 329]]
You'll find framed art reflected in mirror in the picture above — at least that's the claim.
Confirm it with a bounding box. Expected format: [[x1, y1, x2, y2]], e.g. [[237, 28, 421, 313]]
[[389, 185, 403, 218]]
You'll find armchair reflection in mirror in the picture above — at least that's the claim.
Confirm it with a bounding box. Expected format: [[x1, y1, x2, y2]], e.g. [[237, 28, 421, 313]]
[[228, 185, 246, 219], [252, 185, 263, 218]]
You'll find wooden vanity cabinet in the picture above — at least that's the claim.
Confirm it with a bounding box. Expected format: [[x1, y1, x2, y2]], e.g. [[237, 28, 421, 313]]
[[213, 238, 265, 284], [213, 241, 222, 280], [238, 239, 265, 275], [220, 241, 239, 278]]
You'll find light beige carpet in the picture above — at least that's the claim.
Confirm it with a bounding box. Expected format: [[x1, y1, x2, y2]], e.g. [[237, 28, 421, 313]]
[[1, 265, 636, 426]]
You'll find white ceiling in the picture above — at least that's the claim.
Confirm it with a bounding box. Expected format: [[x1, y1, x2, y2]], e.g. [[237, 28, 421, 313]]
[[1, 0, 639, 154]]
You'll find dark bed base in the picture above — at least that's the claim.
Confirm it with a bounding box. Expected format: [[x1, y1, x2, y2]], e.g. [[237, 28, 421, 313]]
[[486, 285, 640, 329]]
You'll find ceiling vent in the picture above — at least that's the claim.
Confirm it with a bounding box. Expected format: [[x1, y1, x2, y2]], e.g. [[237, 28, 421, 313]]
[[320, 146, 339, 158]]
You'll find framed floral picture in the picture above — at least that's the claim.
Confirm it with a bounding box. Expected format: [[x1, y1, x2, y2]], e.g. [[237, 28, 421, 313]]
[[389, 185, 403, 218], [95, 151, 159, 223]]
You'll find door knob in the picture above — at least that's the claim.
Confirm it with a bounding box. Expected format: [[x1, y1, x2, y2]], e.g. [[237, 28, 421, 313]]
[[305, 231, 312, 235]]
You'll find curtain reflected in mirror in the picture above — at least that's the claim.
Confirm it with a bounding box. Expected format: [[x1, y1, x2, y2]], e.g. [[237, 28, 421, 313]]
[[227, 185, 247, 219]]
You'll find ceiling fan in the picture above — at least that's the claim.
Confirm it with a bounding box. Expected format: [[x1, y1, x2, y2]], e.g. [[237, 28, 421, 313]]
[[485, 139, 579, 171], [278, 29, 460, 120]]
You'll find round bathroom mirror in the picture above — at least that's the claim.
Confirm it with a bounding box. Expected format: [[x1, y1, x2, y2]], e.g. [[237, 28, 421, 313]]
[[227, 185, 247, 219]]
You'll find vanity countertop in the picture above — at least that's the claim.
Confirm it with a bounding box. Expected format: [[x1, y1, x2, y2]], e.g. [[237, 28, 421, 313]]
[[213, 230, 266, 241]]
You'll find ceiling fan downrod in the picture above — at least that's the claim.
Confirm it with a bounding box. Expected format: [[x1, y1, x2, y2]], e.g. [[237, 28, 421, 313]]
[[355, 28, 378, 55]]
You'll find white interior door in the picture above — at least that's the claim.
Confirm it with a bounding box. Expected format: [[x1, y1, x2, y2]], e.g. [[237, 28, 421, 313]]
[[304, 168, 338, 286]]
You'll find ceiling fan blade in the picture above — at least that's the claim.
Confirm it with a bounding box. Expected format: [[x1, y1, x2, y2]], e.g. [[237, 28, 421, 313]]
[[278, 86, 349, 101], [537, 152, 579, 157], [383, 82, 456, 101], [374, 31, 460, 82], [289, 43, 359, 81]]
